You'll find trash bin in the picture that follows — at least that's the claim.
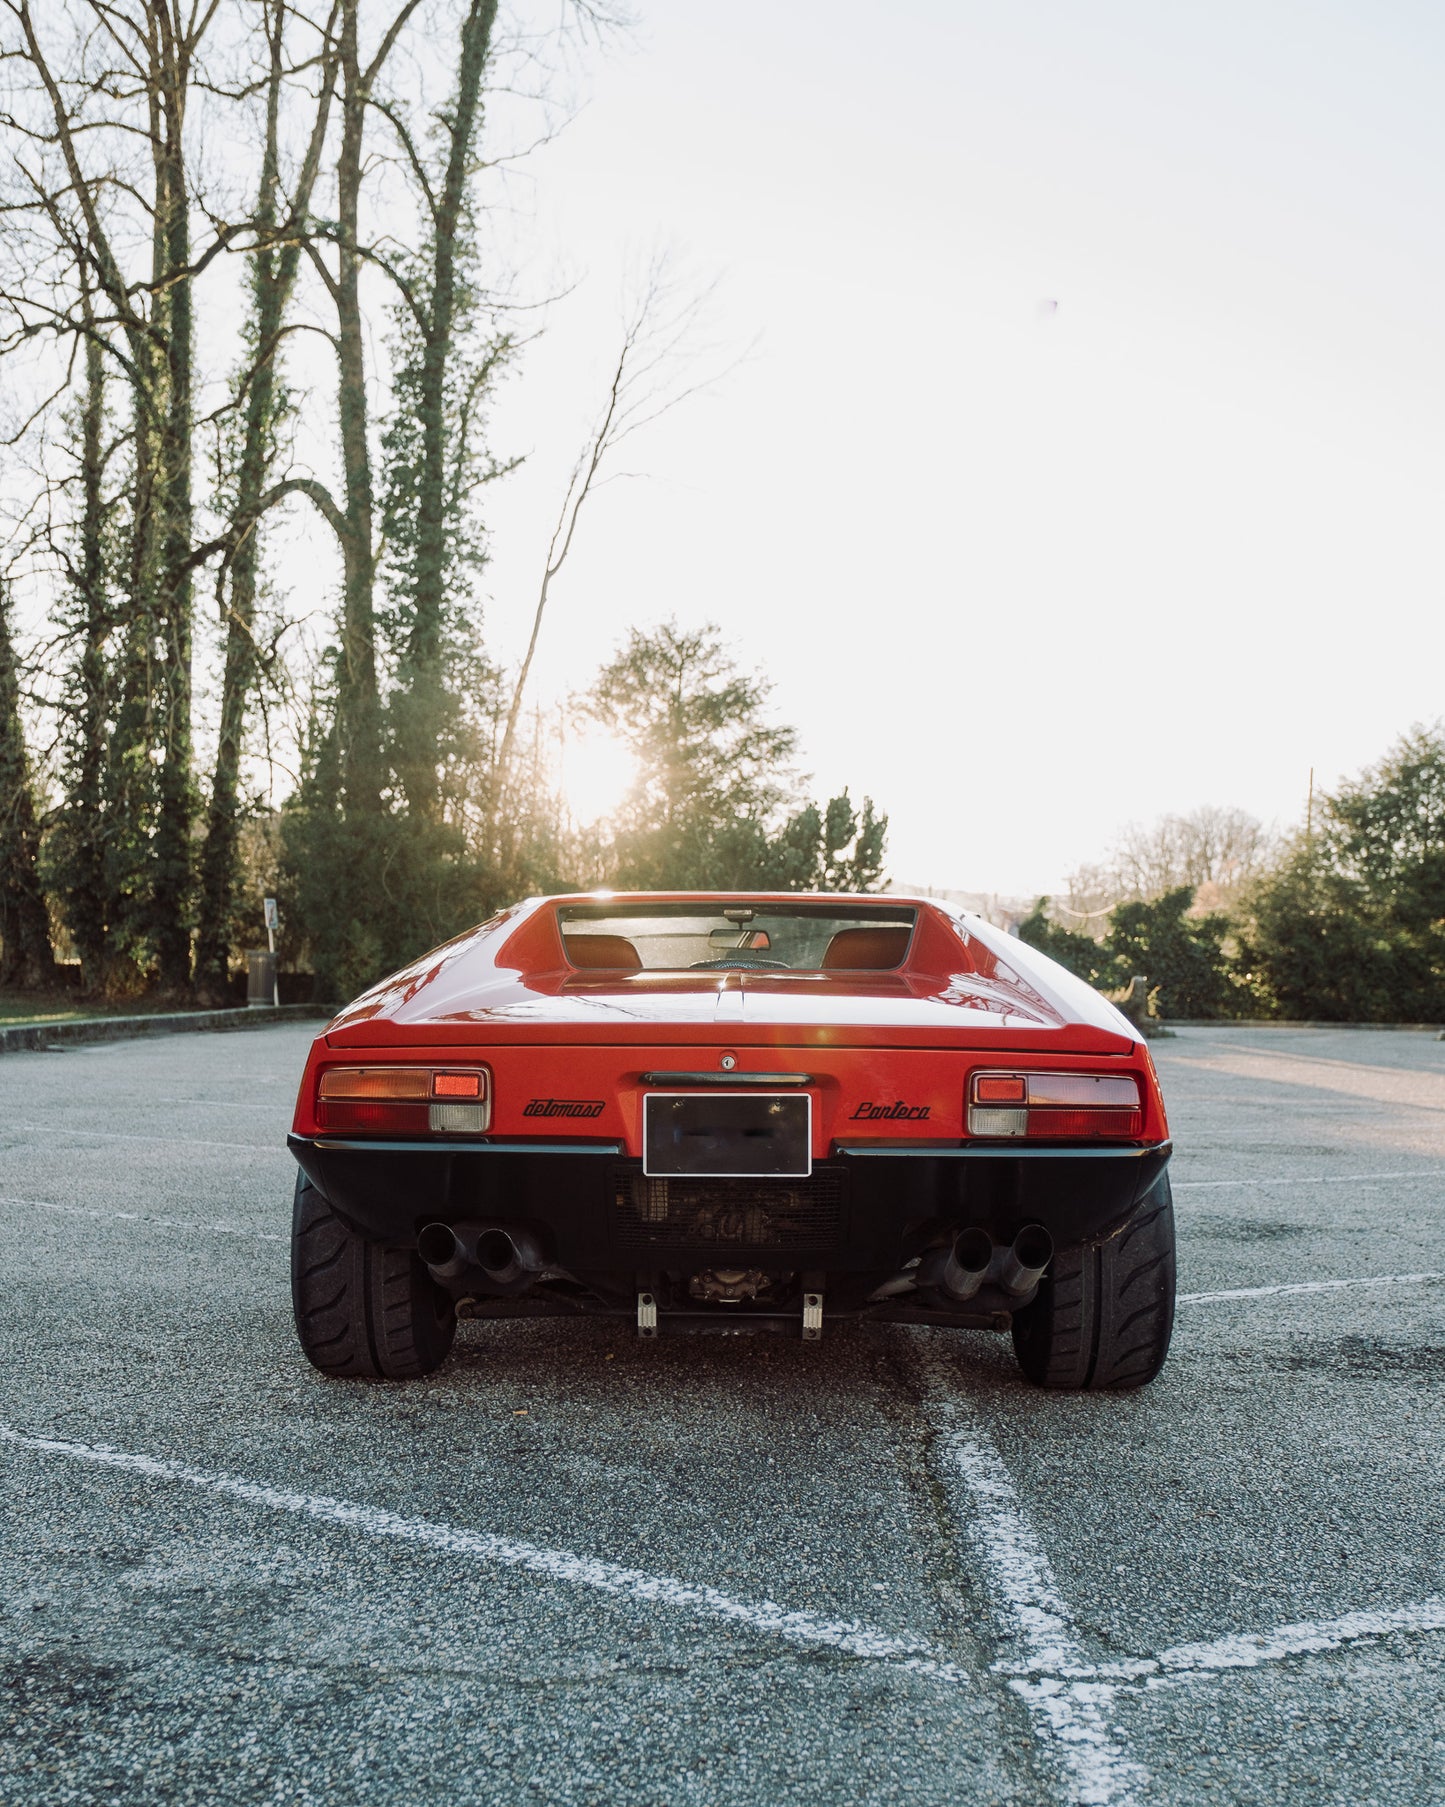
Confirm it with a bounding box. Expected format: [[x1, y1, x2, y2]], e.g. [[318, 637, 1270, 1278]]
[[247, 949, 278, 1007]]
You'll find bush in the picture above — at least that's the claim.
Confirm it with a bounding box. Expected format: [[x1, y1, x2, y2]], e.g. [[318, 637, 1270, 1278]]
[[1239, 726, 1445, 1022], [1021, 888, 1246, 1018]]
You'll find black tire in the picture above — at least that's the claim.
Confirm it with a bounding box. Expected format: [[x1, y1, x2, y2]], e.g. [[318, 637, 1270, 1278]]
[[1010, 1172, 1176, 1390], [290, 1171, 456, 1379]]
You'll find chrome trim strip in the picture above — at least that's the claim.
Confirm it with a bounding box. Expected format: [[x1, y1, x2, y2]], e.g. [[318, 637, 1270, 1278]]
[[833, 1140, 1172, 1161], [638, 1071, 812, 1086], [292, 1135, 624, 1156]]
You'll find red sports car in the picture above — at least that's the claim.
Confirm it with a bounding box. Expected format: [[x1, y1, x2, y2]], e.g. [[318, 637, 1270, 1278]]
[[288, 893, 1174, 1388]]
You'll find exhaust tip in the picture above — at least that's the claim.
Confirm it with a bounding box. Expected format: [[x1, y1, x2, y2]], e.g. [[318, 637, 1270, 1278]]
[[953, 1226, 994, 1274], [475, 1228, 518, 1277], [939, 1225, 994, 1301], [417, 1222, 460, 1268], [998, 1224, 1054, 1297]]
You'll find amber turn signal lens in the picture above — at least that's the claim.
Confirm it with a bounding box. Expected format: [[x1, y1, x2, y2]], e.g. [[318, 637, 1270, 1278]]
[[319, 1067, 430, 1101], [975, 1074, 1026, 1104]]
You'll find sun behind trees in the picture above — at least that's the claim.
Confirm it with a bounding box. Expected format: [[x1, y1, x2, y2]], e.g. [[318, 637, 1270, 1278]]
[[584, 620, 887, 897], [0, 1, 889, 1007]]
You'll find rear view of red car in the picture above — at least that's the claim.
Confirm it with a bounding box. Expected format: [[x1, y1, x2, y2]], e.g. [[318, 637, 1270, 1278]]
[[288, 893, 1174, 1387]]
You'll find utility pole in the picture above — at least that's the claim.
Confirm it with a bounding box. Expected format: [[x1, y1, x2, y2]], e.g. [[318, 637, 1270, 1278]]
[[1306, 767, 1314, 842]]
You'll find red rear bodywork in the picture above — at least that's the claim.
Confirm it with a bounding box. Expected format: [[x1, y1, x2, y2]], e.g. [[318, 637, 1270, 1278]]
[[291, 892, 1169, 1154]]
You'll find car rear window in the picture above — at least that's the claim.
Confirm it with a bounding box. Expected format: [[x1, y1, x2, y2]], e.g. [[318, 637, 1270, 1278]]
[[557, 902, 918, 973]]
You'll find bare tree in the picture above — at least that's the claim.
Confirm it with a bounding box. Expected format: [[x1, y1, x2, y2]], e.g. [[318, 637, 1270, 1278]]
[[378, 0, 509, 824], [194, 0, 340, 998], [493, 256, 728, 842], [1061, 805, 1277, 924], [2, 0, 224, 992]]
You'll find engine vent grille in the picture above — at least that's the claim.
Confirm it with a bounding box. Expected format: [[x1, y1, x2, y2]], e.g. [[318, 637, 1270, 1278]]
[[610, 1167, 845, 1252]]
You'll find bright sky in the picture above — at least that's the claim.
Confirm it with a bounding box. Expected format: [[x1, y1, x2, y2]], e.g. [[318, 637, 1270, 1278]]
[[472, 0, 1444, 895]]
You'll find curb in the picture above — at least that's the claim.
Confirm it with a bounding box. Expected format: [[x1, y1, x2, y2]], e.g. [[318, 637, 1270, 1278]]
[[1161, 1019, 1444, 1033], [0, 1003, 336, 1056]]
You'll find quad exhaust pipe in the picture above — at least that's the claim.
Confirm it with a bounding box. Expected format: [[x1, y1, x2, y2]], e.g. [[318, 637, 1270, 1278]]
[[938, 1226, 994, 1301], [884, 1224, 1055, 1304], [417, 1220, 546, 1287], [996, 1223, 1053, 1297], [940, 1224, 1053, 1300]]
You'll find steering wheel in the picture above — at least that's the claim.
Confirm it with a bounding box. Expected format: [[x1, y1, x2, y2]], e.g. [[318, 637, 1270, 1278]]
[[688, 956, 791, 970]]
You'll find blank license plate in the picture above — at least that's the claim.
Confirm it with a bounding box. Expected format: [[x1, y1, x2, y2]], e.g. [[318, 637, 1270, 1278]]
[[643, 1093, 812, 1178]]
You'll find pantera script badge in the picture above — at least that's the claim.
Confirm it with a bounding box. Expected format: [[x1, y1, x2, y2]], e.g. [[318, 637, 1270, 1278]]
[[850, 1100, 931, 1121]]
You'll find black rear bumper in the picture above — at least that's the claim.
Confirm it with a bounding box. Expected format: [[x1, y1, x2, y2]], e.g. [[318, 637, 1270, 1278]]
[[287, 1132, 1171, 1277]]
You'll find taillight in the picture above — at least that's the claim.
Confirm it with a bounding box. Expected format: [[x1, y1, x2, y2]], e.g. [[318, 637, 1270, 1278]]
[[968, 1071, 1141, 1139], [316, 1067, 491, 1134]]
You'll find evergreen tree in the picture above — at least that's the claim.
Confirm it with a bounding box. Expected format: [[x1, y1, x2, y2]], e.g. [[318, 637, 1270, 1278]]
[[0, 580, 55, 987], [588, 621, 799, 889], [1240, 725, 1445, 1020]]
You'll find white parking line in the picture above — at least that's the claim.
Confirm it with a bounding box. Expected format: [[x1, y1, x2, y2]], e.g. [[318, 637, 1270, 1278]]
[[1178, 1271, 1445, 1306], [911, 1346, 1148, 1807], [3, 1414, 1436, 1796], [1006, 1598, 1445, 1684], [0, 1424, 974, 1689], [1130, 1597, 1445, 1680], [0, 1195, 284, 1243], [1174, 1171, 1445, 1190]]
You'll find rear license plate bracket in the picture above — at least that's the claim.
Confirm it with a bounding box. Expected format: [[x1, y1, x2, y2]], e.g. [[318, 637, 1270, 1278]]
[[643, 1092, 812, 1178]]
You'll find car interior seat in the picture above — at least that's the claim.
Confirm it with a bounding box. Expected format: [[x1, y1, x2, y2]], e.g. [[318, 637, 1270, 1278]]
[[564, 933, 643, 972], [819, 926, 912, 970]]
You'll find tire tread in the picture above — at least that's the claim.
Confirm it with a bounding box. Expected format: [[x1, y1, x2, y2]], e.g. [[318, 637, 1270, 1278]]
[[290, 1172, 455, 1379], [1011, 1173, 1176, 1391]]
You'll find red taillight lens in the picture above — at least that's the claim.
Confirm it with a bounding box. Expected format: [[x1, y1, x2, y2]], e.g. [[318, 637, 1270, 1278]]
[[968, 1071, 1142, 1139], [315, 1066, 491, 1134], [432, 1071, 482, 1099], [323, 1099, 426, 1131], [1023, 1108, 1141, 1139]]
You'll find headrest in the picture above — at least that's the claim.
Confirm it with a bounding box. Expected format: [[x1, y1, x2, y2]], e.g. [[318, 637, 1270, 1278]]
[[564, 934, 642, 973], [820, 926, 911, 971]]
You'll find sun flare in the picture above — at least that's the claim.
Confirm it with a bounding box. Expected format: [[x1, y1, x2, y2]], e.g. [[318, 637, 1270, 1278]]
[[557, 727, 638, 827]]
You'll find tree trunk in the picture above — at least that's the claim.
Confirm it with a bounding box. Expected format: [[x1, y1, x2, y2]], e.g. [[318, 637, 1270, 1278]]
[[0, 582, 55, 989], [195, 0, 333, 1001], [397, 0, 498, 822], [105, 331, 164, 992], [64, 322, 112, 990], [334, 0, 382, 816], [150, 17, 197, 995]]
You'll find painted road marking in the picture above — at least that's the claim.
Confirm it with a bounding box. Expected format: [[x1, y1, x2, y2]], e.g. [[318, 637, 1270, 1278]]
[[996, 1598, 1445, 1684], [911, 1345, 1148, 1807], [1130, 1598, 1445, 1679], [2, 1415, 1437, 1807], [1178, 1271, 1445, 1306], [0, 1425, 974, 1689], [0, 1195, 284, 1243]]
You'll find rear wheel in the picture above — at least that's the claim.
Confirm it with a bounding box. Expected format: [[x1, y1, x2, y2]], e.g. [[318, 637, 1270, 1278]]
[[290, 1171, 456, 1379], [1011, 1172, 1175, 1390]]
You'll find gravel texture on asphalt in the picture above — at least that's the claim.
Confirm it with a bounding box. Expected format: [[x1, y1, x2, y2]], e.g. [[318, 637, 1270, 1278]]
[[1, 1023, 1441, 1805]]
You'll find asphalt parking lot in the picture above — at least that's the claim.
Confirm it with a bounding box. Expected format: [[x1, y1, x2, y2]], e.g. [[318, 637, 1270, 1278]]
[[1, 1023, 1442, 1806]]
